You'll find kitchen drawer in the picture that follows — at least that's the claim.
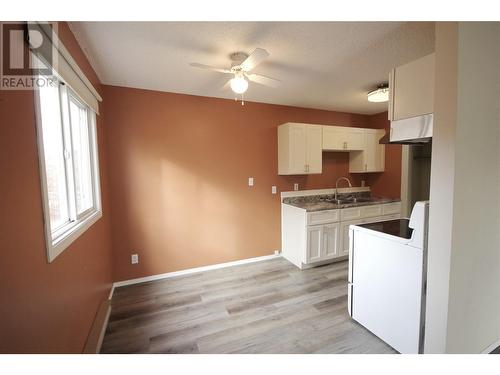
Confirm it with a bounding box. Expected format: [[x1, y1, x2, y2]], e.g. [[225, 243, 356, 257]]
[[307, 209, 339, 225], [382, 202, 402, 215], [340, 207, 362, 221], [360, 204, 383, 218]]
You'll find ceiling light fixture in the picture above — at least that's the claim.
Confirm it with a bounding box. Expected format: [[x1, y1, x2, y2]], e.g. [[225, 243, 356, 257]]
[[230, 73, 248, 94], [367, 83, 389, 103]]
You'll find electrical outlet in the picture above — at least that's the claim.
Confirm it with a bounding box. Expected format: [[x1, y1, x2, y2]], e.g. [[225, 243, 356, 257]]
[[131, 254, 139, 264], [271, 186, 277, 194], [294, 183, 299, 191], [248, 177, 254, 186], [274, 250, 280, 255]]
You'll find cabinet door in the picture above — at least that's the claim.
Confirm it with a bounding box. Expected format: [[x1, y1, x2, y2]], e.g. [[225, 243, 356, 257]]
[[322, 126, 345, 150], [364, 129, 385, 172], [340, 219, 365, 256], [372, 129, 385, 171], [306, 125, 323, 173], [345, 128, 365, 150], [323, 223, 340, 259], [323, 126, 364, 151], [391, 53, 435, 121], [289, 124, 308, 174], [306, 225, 323, 263]]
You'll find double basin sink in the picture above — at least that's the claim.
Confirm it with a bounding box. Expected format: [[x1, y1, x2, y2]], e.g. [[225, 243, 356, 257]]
[[319, 196, 373, 205]]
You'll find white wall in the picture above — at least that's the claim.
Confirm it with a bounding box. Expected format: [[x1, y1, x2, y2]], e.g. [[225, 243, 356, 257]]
[[425, 22, 500, 353], [424, 22, 458, 354]]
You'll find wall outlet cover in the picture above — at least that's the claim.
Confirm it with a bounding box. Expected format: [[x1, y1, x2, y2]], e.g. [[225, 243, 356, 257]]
[[271, 186, 277, 194], [131, 254, 139, 264], [248, 177, 254, 186], [293, 183, 299, 191]]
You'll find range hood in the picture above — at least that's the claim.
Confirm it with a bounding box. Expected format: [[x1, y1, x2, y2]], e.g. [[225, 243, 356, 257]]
[[380, 114, 433, 145]]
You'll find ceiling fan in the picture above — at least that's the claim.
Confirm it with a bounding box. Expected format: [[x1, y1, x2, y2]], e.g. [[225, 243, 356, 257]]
[[190, 48, 281, 104]]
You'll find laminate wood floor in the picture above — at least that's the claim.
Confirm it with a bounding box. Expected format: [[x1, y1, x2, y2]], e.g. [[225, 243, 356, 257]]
[[101, 257, 397, 354]]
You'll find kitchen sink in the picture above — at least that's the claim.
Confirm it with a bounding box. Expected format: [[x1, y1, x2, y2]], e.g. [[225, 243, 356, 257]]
[[325, 197, 373, 205], [316, 195, 375, 205]]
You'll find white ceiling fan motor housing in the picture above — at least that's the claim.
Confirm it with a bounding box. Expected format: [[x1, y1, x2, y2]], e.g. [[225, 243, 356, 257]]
[[229, 52, 249, 69]]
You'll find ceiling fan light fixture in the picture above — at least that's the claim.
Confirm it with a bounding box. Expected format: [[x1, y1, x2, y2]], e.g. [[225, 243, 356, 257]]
[[367, 84, 389, 103], [230, 75, 248, 94]]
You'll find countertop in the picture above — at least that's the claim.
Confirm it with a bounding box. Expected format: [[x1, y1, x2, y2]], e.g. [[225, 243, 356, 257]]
[[282, 193, 400, 212]]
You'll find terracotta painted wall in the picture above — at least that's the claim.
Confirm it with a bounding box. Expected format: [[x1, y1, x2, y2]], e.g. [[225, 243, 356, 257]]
[[0, 23, 113, 353], [365, 111, 402, 199], [103, 85, 400, 282]]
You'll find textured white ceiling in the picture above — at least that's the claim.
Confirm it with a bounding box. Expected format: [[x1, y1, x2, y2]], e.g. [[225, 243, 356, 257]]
[[69, 22, 435, 114]]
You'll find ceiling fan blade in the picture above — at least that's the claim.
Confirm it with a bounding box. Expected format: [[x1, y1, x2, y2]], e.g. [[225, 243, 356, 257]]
[[221, 78, 232, 90], [240, 48, 269, 71], [189, 63, 232, 74], [246, 73, 281, 88]]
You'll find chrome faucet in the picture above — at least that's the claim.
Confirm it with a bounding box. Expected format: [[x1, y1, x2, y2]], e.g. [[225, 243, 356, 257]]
[[334, 177, 353, 203]]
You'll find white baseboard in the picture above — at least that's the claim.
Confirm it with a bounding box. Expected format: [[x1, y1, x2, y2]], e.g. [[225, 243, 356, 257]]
[[83, 299, 111, 354], [111, 254, 282, 290], [108, 284, 115, 300], [97, 304, 111, 353], [481, 338, 500, 353]]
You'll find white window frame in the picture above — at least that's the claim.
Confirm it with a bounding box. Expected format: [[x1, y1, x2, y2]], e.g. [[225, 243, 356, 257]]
[[34, 77, 102, 263]]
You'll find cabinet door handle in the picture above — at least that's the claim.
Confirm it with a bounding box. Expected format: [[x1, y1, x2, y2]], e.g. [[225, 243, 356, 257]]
[[343, 141, 347, 150]]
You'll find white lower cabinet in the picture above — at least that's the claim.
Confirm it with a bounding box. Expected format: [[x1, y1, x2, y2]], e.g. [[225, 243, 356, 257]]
[[324, 223, 340, 259], [306, 225, 323, 263], [282, 201, 402, 269], [340, 219, 365, 256], [306, 223, 339, 264], [339, 212, 402, 256]]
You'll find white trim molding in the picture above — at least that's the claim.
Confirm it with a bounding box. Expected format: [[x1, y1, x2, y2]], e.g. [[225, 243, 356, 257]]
[[83, 299, 111, 354], [112, 254, 281, 289], [108, 284, 115, 301]]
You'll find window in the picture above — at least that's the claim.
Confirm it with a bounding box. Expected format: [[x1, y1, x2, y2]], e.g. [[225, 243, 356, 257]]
[[35, 76, 101, 262]]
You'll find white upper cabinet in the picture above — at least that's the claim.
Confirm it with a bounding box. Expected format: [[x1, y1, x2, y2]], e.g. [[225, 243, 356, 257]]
[[278, 123, 386, 175], [322, 126, 364, 151], [278, 123, 322, 175], [349, 129, 385, 173], [389, 53, 435, 121], [306, 125, 323, 174]]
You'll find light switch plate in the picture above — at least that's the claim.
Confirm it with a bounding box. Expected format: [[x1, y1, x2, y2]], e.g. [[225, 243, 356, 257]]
[[248, 177, 254, 186], [271, 186, 277, 194], [294, 183, 299, 191]]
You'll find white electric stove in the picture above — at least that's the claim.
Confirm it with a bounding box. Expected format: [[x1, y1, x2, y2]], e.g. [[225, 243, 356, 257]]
[[348, 201, 429, 354]]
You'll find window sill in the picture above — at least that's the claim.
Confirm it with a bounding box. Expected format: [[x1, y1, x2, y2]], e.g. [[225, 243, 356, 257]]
[[47, 210, 102, 263]]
